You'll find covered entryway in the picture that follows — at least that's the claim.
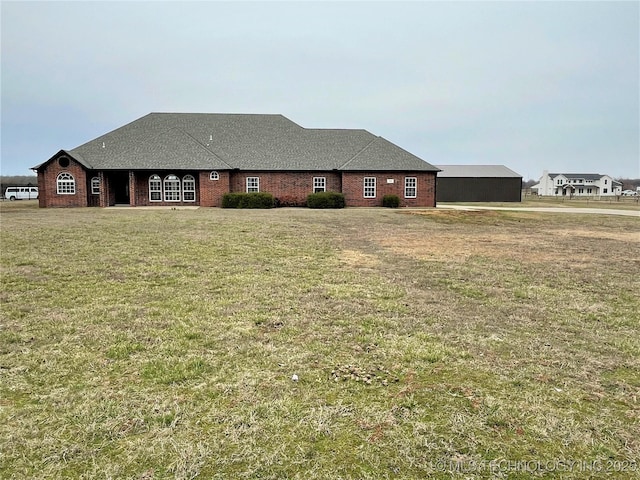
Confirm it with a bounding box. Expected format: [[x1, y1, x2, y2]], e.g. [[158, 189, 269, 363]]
[[108, 172, 130, 205]]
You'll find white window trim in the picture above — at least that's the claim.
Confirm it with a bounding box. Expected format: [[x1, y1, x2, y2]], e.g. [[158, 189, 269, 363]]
[[313, 176, 326, 193], [210, 171, 219, 180], [246, 177, 260, 193], [183, 175, 196, 202], [91, 177, 100, 195], [164, 175, 181, 202], [149, 175, 162, 202], [404, 177, 417, 198], [364, 177, 376, 198], [56, 172, 76, 195]]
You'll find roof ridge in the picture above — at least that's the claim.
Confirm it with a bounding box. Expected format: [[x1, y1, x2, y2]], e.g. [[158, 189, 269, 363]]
[[338, 136, 378, 170], [178, 128, 234, 169], [110, 126, 234, 170]]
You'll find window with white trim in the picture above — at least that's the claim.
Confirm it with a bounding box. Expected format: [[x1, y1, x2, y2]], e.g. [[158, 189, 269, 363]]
[[164, 175, 181, 202], [246, 177, 259, 193], [149, 175, 162, 201], [364, 177, 376, 198], [210, 171, 219, 180], [56, 172, 76, 195], [313, 177, 326, 193], [91, 177, 100, 195], [183, 175, 196, 202], [404, 177, 417, 198]]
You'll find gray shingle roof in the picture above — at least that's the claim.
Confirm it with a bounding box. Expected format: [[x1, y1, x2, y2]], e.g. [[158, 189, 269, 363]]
[[58, 113, 437, 172], [549, 173, 607, 181], [436, 165, 521, 178]]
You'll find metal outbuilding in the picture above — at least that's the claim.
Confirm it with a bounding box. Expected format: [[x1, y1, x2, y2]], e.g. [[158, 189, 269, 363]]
[[436, 165, 522, 202]]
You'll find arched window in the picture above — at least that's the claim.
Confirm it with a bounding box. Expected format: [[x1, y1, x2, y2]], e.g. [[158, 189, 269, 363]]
[[91, 177, 100, 195], [149, 175, 162, 202], [164, 174, 181, 202], [209, 171, 219, 180], [57, 172, 76, 195], [183, 175, 196, 202]]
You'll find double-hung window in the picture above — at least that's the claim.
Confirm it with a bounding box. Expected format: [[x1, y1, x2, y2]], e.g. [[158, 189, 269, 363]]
[[183, 175, 196, 202], [149, 174, 195, 202], [364, 177, 376, 198], [246, 177, 259, 193], [164, 175, 181, 202], [313, 177, 326, 193], [91, 177, 100, 195], [149, 175, 162, 202], [404, 177, 417, 198]]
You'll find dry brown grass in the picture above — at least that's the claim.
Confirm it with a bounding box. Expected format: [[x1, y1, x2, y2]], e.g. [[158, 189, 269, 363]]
[[1, 202, 639, 479]]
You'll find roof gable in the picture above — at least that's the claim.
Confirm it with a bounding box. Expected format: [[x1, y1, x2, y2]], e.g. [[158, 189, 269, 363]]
[[342, 137, 435, 171], [33, 149, 92, 171]]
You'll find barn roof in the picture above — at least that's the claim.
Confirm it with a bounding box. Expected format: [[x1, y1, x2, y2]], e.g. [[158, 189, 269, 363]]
[[435, 165, 521, 178], [38, 113, 438, 172]]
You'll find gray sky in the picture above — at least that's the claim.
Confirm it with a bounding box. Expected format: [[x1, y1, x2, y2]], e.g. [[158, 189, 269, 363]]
[[2, 1, 639, 180]]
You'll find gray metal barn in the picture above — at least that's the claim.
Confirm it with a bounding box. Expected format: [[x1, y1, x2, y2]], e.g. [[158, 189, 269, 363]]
[[436, 165, 522, 202]]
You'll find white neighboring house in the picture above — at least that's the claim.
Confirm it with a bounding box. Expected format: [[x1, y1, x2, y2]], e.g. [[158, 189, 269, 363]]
[[533, 171, 622, 197]]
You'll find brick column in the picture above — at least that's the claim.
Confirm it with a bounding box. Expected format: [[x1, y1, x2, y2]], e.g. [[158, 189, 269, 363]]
[[98, 172, 108, 207], [129, 171, 136, 206]]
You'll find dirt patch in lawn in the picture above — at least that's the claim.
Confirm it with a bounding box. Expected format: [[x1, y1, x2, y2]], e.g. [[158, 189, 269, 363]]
[[377, 210, 639, 267]]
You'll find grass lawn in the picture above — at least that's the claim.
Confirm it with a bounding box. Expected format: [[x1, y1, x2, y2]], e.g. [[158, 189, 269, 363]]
[[444, 195, 640, 210], [1, 201, 639, 479]]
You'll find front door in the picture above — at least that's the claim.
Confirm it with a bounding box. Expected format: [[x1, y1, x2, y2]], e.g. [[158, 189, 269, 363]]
[[111, 172, 130, 205]]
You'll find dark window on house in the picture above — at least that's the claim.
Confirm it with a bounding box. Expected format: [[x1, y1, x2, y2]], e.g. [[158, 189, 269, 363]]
[[57, 172, 75, 195], [603, 188, 608, 194], [313, 177, 326, 193]]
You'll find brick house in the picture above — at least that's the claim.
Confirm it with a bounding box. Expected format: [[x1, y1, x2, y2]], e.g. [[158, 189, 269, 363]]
[[33, 113, 439, 208]]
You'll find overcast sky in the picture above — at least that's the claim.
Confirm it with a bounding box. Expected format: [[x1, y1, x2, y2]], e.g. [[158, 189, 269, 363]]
[[1, 1, 638, 180]]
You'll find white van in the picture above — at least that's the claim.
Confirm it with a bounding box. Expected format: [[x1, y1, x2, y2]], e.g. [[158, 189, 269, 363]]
[[4, 186, 39, 200]]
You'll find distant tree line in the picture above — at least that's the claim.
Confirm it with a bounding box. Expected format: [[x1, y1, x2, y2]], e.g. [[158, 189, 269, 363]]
[[617, 178, 640, 191]]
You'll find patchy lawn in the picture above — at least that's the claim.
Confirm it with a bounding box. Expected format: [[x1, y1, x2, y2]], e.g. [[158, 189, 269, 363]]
[[1, 202, 639, 479]]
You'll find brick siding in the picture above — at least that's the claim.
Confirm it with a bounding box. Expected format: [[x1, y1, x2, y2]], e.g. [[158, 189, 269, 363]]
[[37, 163, 436, 208], [229, 171, 342, 206], [37, 156, 88, 208], [342, 172, 436, 207]]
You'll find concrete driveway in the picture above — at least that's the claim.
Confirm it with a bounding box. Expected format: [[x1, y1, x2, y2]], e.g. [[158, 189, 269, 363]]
[[437, 204, 640, 217]]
